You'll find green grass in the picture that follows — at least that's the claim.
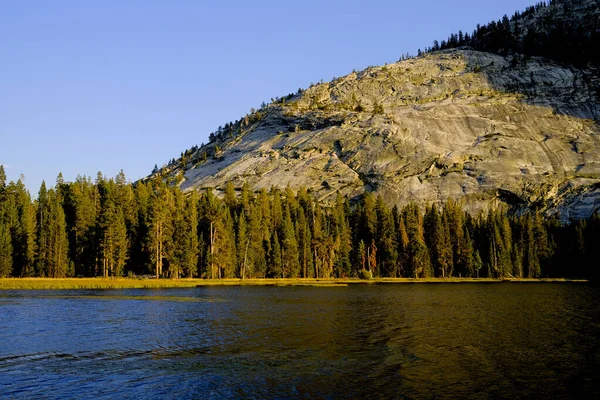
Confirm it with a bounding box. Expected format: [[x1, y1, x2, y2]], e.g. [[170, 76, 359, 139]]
[[0, 278, 203, 290], [0, 277, 588, 290]]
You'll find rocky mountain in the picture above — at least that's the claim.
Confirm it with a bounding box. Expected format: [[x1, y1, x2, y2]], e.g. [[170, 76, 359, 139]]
[[152, 0, 600, 220], [433, 0, 599, 66]]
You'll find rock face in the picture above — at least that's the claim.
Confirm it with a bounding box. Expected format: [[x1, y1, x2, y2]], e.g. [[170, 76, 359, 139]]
[[156, 47, 600, 219]]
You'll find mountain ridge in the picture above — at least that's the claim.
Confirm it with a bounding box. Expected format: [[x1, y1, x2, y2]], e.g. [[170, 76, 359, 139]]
[[150, 0, 600, 220]]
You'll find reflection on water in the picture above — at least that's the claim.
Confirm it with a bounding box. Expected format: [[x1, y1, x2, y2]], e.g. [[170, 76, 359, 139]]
[[0, 284, 598, 399]]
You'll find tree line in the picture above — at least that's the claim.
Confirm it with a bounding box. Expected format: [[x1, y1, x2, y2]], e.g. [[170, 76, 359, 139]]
[[421, 0, 600, 66], [0, 165, 598, 279]]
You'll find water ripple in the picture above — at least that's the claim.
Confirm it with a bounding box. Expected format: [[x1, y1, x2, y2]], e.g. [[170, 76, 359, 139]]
[[0, 285, 598, 399]]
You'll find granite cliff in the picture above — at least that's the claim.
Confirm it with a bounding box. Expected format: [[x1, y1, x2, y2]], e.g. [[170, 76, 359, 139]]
[[152, 0, 600, 219]]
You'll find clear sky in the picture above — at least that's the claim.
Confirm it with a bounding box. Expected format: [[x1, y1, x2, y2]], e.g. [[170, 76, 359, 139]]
[[1, 0, 536, 196]]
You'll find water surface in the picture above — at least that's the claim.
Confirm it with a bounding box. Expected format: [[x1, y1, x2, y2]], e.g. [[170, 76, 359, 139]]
[[1, 284, 598, 399]]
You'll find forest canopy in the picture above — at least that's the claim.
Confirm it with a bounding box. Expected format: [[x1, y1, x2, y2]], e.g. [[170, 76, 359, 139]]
[[422, 0, 600, 66], [0, 165, 598, 280]]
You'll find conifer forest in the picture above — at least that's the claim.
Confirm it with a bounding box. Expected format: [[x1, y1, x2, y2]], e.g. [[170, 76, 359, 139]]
[[423, 0, 599, 66], [0, 165, 598, 280]]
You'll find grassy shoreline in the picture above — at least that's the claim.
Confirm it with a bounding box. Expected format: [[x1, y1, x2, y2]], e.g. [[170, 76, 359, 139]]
[[0, 277, 590, 290]]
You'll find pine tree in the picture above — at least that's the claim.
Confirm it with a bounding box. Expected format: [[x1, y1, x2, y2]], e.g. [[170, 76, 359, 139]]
[[97, 178, 129, 277], [281, 208, 300, 278], [1, 182, 18, 277], [240, 182, 252, 217], [249, 201, 267, 278], [14, 179, 36, 277], [69, 176, 98, 277], [200, 188, 237, 279], [358, 239, 366, 272], [533, 212, 551, 276], [106, 207, 128, 277], [368, 239, 377, 275], [147, 182, 172, 278], [424, 205, 452, 278], [0, 212, 12, 277], [404, 203, 432, 278], [460, 226, 476, 277], [396, 215, 410, 277], [443, 200, 463, 276], [183, 192, 199, 277], [0, 165, 6, 194], [496, 211, 514, 277], [46, 189, 69, 277], [375, 195, 397, 277], [312, 201, 325, 278], [269, 231, 282, 278], [511, 238, 524, 278], [271, 188, 283, 233], [35, 181, 50, 276], [297, 209, 313, 278], [523, 214, 541, 278], [219, 208, 237, 278], [284, 185, 298, 223], [333, 194, 352, 278], [114, 170, 136, 272], [473, 250, 483, 277], [131, 182, 151, 275], [224, 182, 237, 215], [237, 211, 249, 278], [361, 192, 377, 245], [170, 190, 189, 278]]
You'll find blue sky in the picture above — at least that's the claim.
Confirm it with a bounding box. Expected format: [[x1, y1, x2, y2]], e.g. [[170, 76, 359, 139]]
[[1, 0, 535, 195]]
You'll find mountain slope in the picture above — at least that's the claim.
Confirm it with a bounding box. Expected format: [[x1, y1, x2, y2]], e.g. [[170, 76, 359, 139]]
[[152, 2, 600, 219], [432, 0, 600, 66]]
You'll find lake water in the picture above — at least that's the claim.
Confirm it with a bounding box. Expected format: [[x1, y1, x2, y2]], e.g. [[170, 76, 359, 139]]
[[1, 284, 599, 399]]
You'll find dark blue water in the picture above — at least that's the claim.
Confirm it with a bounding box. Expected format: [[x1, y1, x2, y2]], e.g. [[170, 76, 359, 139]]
[[1, 284, 599, 399]]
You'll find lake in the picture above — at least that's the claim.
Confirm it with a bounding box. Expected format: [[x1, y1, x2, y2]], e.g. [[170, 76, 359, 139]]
[[1, 283, 599, 399]]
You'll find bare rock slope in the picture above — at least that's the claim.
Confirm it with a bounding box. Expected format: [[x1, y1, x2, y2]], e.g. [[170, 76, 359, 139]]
[[160, 49, 600, 218]]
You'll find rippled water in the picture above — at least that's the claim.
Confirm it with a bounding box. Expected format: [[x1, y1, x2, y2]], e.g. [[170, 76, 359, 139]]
[[1, 284, 599, 399]]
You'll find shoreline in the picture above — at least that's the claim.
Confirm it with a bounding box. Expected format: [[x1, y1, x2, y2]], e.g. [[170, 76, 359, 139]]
[[0, 277, 590, 290]]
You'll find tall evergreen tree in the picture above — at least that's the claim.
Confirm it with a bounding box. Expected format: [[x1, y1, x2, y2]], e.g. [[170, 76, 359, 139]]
[[237, 211, 249, 279], [368, 239, 377, 275], [147, 182, 172, 278], [0, 165, 6, 194], [281, 208, 300, 278], [396, 215, 410, 277], [131, 181, 151, 275], [523, 214, 541, 278], [0, 210, 12, 277], [45, 189, 69, 277], [171, 190, 188, 278], [219, 208, 237, 278], [333, 194, 351, 278], [183, 192, 199, 277], [97, 178, 128, 277], [358, 239, 367, 272], [424, 205, 452, 278], [297, 208, 313, 278], [269, 231, 282, 278], [7, 180, 37, 277], [35, 181, 50, 277], [404, 203, 432, 278], [245, 201, 266, 278], [312, 201, 325, 278], [224, 181, 237, 216], [375, 195, 397, 277]]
